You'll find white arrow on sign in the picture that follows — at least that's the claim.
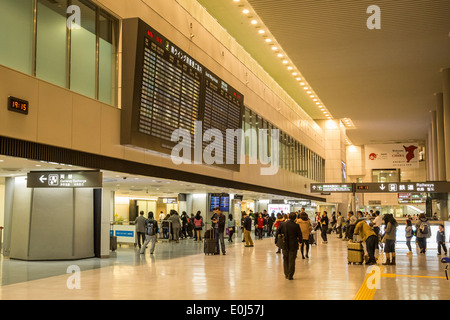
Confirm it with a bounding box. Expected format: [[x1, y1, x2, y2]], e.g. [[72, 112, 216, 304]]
[[379, 184, 386, 191], [312, 186, 317, 190], [39, 175, 47, 183]]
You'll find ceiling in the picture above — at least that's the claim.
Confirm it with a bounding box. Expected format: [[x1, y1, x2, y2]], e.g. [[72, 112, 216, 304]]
[[196, 0, 450, 146]]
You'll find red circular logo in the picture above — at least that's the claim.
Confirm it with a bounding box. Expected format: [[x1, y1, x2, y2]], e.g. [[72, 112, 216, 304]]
[[369, 153, 377, 160]]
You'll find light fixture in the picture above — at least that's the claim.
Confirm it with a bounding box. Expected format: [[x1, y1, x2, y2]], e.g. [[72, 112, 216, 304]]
[[287, 66, 293, 70], [251, 20, 258, 24], [282, 60, 288, 64], [242, 9, 249, 14], [277, 53, 283, 57], [271, 46, 278, 51], [258, 29, 265, 34], [265, 38, 272, 43]]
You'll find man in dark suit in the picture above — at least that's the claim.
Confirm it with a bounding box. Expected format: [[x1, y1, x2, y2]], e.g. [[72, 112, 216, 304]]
[[275, 212, 302, 280]]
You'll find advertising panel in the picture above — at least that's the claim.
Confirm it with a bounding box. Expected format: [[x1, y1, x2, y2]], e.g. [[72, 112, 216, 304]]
[[365, 143, 419, 169], [267, 204, 290, 215]]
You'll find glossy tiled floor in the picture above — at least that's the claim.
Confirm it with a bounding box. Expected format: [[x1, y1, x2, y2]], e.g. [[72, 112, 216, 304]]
[[0, 231, 448, 300]]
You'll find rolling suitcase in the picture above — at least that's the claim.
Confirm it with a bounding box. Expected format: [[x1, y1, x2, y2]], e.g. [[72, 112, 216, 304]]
[[110, 235, 117, 252], [204, 228, 216, 255], [348, 241, 364, 264]]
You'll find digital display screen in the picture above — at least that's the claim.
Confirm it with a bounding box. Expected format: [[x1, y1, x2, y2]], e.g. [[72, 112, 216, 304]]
[[8, 96, 28, 115], [121, 18, 244, 171], [210, 194, 230, 212]]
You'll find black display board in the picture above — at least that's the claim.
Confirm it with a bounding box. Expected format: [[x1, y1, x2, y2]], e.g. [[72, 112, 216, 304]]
[[121, 18, 244, 171]]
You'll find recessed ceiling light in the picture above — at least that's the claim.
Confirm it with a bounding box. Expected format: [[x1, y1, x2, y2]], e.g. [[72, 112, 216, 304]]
[[296, 77, 301, 81], [292, 72, 297, 76], [287, 66, 293, 70], [277, 53, 283, 57], [265, 38, 272, 43], [303, 87, 308, 90], [300, 82, 305, 85], [258, 29, 265, 34], [242, 9, 249, 14], [307, 91, 311, 94], [271, 46, 278, 50], [282, 60, 288, 64], [251, 20, 258, 25]]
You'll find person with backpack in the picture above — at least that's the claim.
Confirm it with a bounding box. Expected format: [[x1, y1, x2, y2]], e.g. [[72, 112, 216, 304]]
[[140, 211, 158, 254], [415, 213, 431, 254]]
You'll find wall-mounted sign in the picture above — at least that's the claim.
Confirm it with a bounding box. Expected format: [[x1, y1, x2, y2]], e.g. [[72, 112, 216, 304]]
[[310, 183, 354, 193], [365, 143, 419, 169], [27, 171, 102, 188], [209, 193, 230, 212], [8, 96, 28, 115]]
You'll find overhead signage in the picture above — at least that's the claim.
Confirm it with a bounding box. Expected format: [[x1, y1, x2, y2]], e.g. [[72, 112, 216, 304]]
[[310, 183, 354, 193], [121, 18, 243, 171], [355, 182, 450, 193], [365, 143, 419, 169], [311, 181, 450, 194], [27, 171, 103, 188]]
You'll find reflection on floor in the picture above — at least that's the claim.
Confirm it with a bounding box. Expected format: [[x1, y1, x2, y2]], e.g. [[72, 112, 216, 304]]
[[0, 231, 448, 300]]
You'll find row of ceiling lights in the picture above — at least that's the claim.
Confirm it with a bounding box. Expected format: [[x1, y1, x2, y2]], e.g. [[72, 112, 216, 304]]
[[232, 0, 332, 120]]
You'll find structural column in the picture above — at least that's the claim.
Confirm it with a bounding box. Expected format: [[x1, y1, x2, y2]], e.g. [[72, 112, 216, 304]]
[[430, 111, 438, 181], [435, 92, 446, 181]]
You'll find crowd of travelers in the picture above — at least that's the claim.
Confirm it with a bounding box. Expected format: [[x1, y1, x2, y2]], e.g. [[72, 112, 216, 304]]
[[133, 208, 447, 278]]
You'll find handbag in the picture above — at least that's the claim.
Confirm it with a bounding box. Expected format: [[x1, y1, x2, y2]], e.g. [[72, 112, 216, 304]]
[[276, 233, 287, 250]]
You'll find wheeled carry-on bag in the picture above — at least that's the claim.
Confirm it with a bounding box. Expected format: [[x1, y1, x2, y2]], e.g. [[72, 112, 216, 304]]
[[204, 228, 216, 255], [347, 241, 364, 265]]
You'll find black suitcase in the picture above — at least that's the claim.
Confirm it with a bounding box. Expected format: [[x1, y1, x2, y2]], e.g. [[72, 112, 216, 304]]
[[110, 236, 117, 251], [204, 239, 216, 255], [204, 228, 216, 255]]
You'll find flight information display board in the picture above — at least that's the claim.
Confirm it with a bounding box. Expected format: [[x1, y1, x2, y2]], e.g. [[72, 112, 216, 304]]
[[121, 18, 244, 171]]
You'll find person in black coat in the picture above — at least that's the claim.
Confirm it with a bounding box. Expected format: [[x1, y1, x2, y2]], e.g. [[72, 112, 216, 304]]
[[275, 212, 302, 280]]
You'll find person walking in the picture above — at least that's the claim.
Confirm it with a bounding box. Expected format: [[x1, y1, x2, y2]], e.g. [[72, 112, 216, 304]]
[[134, 211, 147, 249], [297, 212, 312, 259], [320, 211, 329, 244], [382, 213, 398, 265], [243, 212, 254, 247], [140, 212, 158, 255], [405, 219, 414, 255], [227, 214, 236, 243], [193, 211, 203, 242], [437, 224, 448, 256], [353, 220, 378, 265], [415, 213, 431, 254], [275, 212, 302, 280], [336, 212, 343, 239]]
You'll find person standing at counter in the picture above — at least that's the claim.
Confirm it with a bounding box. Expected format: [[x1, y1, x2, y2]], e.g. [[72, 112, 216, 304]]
[[134, 211, 146, 249]]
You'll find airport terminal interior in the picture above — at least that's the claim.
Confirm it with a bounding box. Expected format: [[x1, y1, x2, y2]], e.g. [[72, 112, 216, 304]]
[[0, 0, 450, 302]]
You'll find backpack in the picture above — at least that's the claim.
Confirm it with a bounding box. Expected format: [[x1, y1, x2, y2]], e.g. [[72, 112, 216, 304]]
[[419, 222, 429, 235], [145, 219, 157, 236]]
